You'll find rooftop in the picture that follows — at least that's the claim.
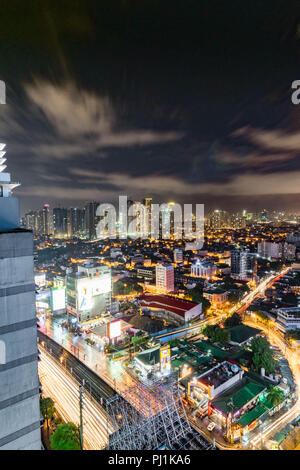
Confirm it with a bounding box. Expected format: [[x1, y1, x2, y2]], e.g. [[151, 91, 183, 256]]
[[210, 378, 266, 415], [135, 345, 160, 366], [229, 324, 260, 344], [139, 294, 197, 317], [198, 361, 241, 389]]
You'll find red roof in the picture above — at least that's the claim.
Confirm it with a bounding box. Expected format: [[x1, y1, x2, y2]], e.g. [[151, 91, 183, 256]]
[[139, 294, 197, 317]]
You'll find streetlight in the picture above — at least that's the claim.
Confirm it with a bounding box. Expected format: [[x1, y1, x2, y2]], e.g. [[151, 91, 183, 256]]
[[226, 399, 234, 443]]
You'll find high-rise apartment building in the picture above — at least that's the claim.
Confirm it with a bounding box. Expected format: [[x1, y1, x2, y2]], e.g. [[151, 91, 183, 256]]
[[69, 207, 85, 237], [85, 201, 99, 239], [143, 197, 152, 236], [41, 203, 50, 235], [156, 263, 174, 293], [53, 207, 68, 237], [0, 144, 41, 450], [258, 240, 296, 261], [231, 249, 257, 280]]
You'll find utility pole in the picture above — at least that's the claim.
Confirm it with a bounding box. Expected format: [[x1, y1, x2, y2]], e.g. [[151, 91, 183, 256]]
[[79, 385, 83, 450]]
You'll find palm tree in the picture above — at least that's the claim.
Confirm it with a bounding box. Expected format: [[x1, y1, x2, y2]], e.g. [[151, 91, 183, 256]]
[[268, 386, 285, 407]]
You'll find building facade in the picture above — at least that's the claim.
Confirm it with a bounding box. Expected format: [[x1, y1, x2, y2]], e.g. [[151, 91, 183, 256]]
[[66, 263, 112, 322], [0, 144, 41, 450], [191, 259, 217, 278], [155, 263, 174, 293]]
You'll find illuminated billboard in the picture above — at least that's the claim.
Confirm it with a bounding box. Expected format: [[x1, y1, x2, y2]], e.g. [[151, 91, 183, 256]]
[[51, 288, 66, 311], [77, 275, 111, 312], [108, 320, 121, 339], [160, 344, 171, 371], [35, 273, 46, 287]]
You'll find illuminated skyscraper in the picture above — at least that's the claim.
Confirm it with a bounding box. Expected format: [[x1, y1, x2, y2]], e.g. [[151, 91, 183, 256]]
[[69, 207, 85, 237], [53, 207, 68, 237], [85, 201, 99, 239], [231, 248, 256, 280], [143, 197, 152, 236]]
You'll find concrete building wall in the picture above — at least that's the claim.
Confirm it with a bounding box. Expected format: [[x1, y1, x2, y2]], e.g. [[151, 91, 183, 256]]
[[0, 230, 41, 450]]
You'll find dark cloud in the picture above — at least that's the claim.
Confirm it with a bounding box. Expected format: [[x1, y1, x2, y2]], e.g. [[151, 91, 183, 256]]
[[0, 0, 300, 213]]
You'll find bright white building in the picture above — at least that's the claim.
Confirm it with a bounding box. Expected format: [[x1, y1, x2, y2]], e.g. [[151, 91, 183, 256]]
[[191, 259, 217, 278]]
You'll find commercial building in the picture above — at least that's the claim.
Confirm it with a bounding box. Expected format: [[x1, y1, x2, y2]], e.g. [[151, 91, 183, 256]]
[[135, 343, 171, 376], [203, 287, 228, 307], [139, 294, 202, 324], [276, 307, 300, 330], [66, 263, 112, 322], [136, 266, 155, 282], [208, 377, 268, 439], [156, 263, 174, 293], [0, 144, 41, 450], [189, 361, 244, 400]]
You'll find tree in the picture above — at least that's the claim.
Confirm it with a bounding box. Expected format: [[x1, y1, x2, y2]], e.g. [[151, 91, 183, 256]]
[[224, 312, 242, 328], [250, 336, 276, 375], [255, 310, 270, 325], [120, 301, 138, 312], [40, 397, 55, 433], [268, 386, 285, 407], [203, 325, 230, 344], [185, 285, 211, 314], [227, 292, 240, 304], [50, 422, 81, 450], [113, 278, 143, 295]]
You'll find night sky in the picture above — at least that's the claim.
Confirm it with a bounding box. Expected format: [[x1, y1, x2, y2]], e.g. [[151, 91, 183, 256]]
[[1, 0, 300, 214]]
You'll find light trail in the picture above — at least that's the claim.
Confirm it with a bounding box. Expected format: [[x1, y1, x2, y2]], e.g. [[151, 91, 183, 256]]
[[244, 320, 300, 449], [39, 348, 114, 450], [38, 267, 291, 442]]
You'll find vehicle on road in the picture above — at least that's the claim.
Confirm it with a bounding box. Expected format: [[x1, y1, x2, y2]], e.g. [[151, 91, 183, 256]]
[[207, 422, 216, 432]]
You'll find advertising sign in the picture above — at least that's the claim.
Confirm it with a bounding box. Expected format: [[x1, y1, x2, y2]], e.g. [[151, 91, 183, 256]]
[[108, 320, 121, 339], [77, 276, 111, 312], [51, 287, 66, 311], [35, 273, 46, 287], [160, 344, 171, 371]]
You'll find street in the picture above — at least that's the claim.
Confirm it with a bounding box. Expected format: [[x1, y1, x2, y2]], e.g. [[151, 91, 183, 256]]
[[39, 347, 114, 450]]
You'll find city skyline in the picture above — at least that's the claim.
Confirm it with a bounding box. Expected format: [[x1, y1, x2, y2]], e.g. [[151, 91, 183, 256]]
[[2, 0, 300, 454], [0, 1, 300, 213]]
